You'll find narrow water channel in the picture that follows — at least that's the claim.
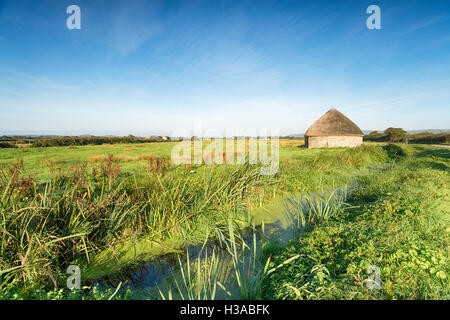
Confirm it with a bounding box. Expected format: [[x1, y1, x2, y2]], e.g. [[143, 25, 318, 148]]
[[94, 184, 354, 299]]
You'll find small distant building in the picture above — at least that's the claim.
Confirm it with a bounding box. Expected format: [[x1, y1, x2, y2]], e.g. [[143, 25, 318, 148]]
[[304, 108, 363, 148]]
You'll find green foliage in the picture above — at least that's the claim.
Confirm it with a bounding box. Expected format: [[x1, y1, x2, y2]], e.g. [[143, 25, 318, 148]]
[[159, 223, 270, 300], [0, 160, 272, 291], [0, 142, 17, 148], [408, 132, 450, 144], [31, 135, 161, 147], [159, 250, 222, 300], [1, 141, 447, 300], [286, 188, 348, 237], [382, 143, 407, 159], [384, 127, 407, 142], [263, 151, 450, 299], [364, 129, 450, 144], [0, 279, 130, 300]]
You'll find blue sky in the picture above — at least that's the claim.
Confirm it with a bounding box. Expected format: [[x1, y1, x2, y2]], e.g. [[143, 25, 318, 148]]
[[0, 0, 449, 136]]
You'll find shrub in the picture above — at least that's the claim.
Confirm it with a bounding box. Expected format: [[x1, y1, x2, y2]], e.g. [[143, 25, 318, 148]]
[[0, 142, 17, 148], [382, 144, 406, 159]]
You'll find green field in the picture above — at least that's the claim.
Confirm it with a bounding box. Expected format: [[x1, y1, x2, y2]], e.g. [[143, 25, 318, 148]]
[[0, 140, 448, 299]]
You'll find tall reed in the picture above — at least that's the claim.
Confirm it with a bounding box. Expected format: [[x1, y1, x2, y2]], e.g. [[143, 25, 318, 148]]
[[0, 159, 272, 291], [286, 188, 349, 236]]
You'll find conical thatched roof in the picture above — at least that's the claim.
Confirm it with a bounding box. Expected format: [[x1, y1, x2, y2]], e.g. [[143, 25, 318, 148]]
[[305, 108, 363, 137]]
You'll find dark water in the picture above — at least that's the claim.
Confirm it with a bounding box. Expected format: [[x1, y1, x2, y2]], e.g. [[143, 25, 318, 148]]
[[94, 222, 278, 292]]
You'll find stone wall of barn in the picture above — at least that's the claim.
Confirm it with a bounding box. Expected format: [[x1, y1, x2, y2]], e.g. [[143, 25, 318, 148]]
[[305, 136, 363, 148]]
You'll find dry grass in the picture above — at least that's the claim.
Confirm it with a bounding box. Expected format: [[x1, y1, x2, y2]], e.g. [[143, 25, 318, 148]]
[[16, 144, 33, 148], [89, 155, 109, 162], [200, 151, 245, 163], [88, 153, 159, 162], [280, 140, 304, 147], [147, 156, 171, 175], [136, 153, 158, 161]]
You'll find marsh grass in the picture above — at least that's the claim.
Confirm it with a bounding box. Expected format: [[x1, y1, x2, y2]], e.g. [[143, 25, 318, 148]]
[[0, 157, 273, 292], [158, 221, 272, 300], [158, 250, 222, 300], [264, 149, 450, 300], [285, 188, 349, 237], [0, 142, 424, 299]]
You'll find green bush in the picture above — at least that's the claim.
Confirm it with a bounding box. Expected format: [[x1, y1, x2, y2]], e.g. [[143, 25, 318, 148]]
[[382, 143, 406, 159], [0, 142, 17, 148]]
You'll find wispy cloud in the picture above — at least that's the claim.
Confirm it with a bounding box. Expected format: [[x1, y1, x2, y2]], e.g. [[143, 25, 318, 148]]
[[1, 0, 449, 134], [104, 1, 164, 55], [399, 14, 448, 36], [1, 68, 81, 92]]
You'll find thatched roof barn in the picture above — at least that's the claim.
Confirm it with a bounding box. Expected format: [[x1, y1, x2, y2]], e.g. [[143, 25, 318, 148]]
[[304, 108, 363, 148]]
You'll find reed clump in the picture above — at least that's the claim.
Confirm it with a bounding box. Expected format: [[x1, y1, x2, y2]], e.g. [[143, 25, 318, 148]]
[[0, 158, 271, 293]]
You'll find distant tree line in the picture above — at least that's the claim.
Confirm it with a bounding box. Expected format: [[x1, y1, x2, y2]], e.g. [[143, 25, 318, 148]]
[[30, 135, 169, 147], [0, 142, 17, 148], [0, 135, 172, 148], [364, 128, 450, 144]]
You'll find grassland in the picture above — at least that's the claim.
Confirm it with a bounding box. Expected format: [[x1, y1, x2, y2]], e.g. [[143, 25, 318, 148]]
[[0, 139, 448, 299], [263, 147, 449, 299]]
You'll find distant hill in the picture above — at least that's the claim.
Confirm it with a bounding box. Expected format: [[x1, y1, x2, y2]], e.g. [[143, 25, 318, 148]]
[[0, 135, 60, 141], [405, 129, 449, 134], [288, 133, 304, 137], [363, 129, 449, 134], [288, 129, 449, 137]]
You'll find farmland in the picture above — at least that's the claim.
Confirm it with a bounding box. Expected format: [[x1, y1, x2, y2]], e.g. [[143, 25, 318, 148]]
[[0, 140, 448, 299]]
